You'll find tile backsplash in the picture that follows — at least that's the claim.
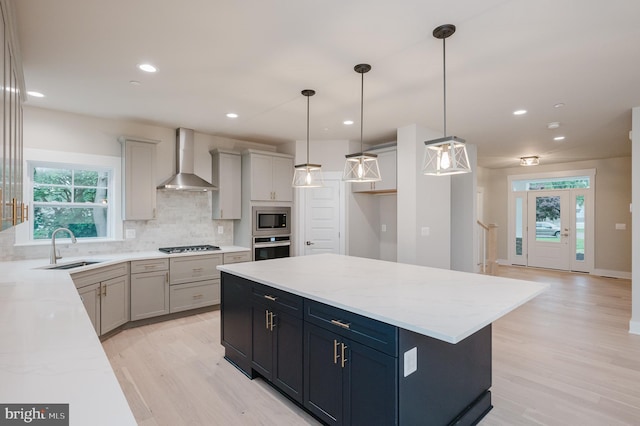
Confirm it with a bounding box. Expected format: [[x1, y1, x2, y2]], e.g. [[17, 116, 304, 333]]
[[0, 191, 236, 261]]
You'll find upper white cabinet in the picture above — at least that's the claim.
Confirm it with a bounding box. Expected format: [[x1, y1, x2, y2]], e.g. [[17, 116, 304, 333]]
[[244, 150, 293, 202], [0, 2, 26, 231], [352, 145, 397, 193], [210, 149, 241, 219], [119, 137, 159, 220]]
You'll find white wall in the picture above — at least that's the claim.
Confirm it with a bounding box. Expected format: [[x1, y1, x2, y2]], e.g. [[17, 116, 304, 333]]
[[450, 144, 478, 272], [294, 139, 355, 172], [397, 124, 451, 269], [631, 107, 640, 335]]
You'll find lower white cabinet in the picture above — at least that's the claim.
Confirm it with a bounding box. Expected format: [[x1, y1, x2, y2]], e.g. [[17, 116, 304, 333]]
[[72, 263, 131, 336], [130, 259, 170, 321], [169, 279, 220, 313], [169, 253, 223, 313]]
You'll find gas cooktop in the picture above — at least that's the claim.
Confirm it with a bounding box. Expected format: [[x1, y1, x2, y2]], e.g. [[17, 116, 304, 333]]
[[158, 244, 221, 254]]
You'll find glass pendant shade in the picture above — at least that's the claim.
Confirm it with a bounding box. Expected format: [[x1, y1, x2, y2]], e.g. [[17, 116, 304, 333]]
[[423, 136, 471, 175], [292, 163, 323, 187], [293, 89, 324, 188], [343, 63, 382, 183], [343, 153, 381, 182]]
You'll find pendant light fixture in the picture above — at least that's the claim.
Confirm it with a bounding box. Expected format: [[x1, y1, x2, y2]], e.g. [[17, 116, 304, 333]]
[[293, 89, 324, 188], [343, 64, 381, 182], [422, 24, 471, 176]]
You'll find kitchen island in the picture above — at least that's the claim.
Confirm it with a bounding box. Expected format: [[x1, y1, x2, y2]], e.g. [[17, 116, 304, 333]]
[[218, 253, 548, 425]]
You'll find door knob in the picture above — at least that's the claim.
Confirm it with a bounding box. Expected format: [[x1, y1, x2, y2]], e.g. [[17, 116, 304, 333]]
[[306, 241, 314, 245]]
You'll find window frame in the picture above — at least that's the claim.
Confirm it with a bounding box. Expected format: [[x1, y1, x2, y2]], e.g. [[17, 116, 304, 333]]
[[16, 148, 123, 246]]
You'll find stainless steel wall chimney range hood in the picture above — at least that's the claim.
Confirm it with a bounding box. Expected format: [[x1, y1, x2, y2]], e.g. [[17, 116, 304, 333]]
[[157, 128, 218, 191]]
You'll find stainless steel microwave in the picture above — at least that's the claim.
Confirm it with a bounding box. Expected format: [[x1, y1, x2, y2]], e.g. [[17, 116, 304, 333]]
[[252, 206, 291, 236]]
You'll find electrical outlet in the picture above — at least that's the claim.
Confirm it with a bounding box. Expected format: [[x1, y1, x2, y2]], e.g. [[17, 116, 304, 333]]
[[615, 223, 626, 230], [421, 227, 430, 237], [217, 226, 224, 234], [125, 229, 136, 239], [381, 224, 387, 232], [404, 347, 418, 377]]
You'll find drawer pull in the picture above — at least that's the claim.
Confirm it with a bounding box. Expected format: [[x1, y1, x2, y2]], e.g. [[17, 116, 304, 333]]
[[192, 268, 203, 272], [264, 295, 278, 301], [193, 294, 204, 299], [144, 265, 157, 269], [333, 339, 340, 364], [331, 319, 350, 329]]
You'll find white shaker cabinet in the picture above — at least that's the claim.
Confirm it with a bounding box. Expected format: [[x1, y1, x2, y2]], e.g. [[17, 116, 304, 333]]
[[351, 146, 397, 193], [72, 262, 131, 336], [119, 137, 160, 220], [244, 150, 293, 202], [210, 149, 241, 219], [130, 258, 170, 321]]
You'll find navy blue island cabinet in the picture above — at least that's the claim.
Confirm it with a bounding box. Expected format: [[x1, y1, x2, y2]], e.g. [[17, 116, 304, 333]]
[[221, 272, 492, 426]]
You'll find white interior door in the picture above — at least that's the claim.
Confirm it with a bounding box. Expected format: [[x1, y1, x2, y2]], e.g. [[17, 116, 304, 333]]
[[304, 179, 341, 255], [527, 190, 571, 270]]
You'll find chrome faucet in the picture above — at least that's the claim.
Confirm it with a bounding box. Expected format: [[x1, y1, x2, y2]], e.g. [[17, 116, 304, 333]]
[[50, 227, 77, 264]]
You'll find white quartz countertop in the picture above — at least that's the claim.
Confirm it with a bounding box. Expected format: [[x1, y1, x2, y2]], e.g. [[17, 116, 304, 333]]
[[0, 246, 249, 426], [218, 253, 549, 344]]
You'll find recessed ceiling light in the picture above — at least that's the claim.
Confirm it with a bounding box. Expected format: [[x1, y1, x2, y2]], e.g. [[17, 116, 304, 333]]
[[27, 91, 45, 98], [138, 63, 157, 73], [554, 136, 565, 141], [129, 80, 141, 86], [554, 103, 565, 108], [547, 122, 560, 129], [513, 109, 527, 116], [226, 113, 238, 118], [343, 120, 354, 125]]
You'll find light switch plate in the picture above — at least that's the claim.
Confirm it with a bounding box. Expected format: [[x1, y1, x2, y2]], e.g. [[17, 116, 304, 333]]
[[217, 226, 224, 234], [421, 227, 430, 237], [125, 229, 136, 239], [381, 224, 387, 232], [404, 347, 418, 377]]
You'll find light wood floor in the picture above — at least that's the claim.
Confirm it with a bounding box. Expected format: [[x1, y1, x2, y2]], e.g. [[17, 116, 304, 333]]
[[103, 266, 640, 425]]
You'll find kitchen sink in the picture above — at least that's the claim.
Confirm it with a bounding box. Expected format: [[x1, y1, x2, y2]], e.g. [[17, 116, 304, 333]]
[[39, 260, 104, 270]]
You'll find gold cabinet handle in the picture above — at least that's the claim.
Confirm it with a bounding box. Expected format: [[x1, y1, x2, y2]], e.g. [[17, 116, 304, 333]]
[[11, 198, 17, 226], [264, 295, 277, 301], [341, 343, 348, 368], [20, 202, 28, 222], [333, 339, 340, 364], [331, 319, 350, 329]]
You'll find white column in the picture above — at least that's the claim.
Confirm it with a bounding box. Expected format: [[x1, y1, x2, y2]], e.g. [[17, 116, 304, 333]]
[[631, 107, 640, 335], [450, 144, 478, 273], [397, 124, 451, 269]]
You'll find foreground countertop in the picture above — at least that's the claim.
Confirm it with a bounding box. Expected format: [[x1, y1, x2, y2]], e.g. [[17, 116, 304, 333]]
[[0, 246, 249, 426], [218, 253, 548, 344]]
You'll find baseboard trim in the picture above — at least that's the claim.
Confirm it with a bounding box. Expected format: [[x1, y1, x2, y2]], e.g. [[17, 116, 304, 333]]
[[630, 320, 640, 335], [592, 269, 632, 279]]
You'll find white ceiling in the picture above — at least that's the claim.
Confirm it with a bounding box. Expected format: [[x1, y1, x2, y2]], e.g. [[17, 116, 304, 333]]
[[13, 0, 640, 168]]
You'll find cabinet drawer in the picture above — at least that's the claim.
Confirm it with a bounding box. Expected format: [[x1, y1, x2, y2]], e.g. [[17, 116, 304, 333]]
[[131, 258, 169, 274], [71, 262, 130, 289], [169, 279, 220, 313], [169, 254, 222, 285], [304, 300, 398, 357], [223, 251, 252, 264], [251, 282, 303, 318]]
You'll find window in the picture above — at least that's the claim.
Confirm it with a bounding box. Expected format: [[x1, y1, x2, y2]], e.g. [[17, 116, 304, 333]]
[[31, 163, 112, 240]]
